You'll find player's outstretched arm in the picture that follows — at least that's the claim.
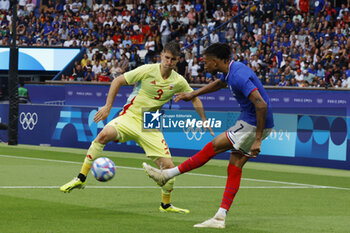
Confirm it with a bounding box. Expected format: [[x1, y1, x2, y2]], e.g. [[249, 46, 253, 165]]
[[191, 97, 215, 136], [248, 89, 267, 156], [93, 75, 128, 123], [174, 79, 226, 102]]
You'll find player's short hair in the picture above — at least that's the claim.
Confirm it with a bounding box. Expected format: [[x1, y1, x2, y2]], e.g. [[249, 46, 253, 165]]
[[163, 41, 181, 57], [204, 43, 231, 61]]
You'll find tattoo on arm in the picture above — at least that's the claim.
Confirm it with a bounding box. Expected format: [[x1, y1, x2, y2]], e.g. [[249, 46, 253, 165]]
[[255, 97, 263, 104], [254, 97, 267, 112]]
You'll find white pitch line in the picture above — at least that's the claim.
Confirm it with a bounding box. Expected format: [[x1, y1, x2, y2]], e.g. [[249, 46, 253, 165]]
[[1, 154, 349, 191], [0, 185, 330, 189], [0, 154, 81, 165]]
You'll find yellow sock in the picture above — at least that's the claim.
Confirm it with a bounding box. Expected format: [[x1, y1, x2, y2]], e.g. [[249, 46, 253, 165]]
[[80, 163, 92, 176], [84, 140, 105, 165], [80, 140, 105, 177], [161, 177, 175, 204], [161, 193, 171, 204]]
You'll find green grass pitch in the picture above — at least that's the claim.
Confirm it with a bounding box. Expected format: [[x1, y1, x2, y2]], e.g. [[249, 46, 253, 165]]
[[0, 143, 349, 233]]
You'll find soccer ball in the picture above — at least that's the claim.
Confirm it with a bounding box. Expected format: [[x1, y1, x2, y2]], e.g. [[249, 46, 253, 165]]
[[91, 157, 116, 182]]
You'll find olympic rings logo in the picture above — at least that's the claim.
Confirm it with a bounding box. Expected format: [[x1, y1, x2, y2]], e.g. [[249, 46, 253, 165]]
[[19, 112, 38, 130], [183, 126, 205, 141]]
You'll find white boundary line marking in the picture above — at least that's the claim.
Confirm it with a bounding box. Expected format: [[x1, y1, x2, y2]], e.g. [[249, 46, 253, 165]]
[[1, 154, 349, 191], [0, 186, 328, 189]]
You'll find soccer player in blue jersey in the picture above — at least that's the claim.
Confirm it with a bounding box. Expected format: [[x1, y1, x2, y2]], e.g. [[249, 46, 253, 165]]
[[143, 43, 274, 228]]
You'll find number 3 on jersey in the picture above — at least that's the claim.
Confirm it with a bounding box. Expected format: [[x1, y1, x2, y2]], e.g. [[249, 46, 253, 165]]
[[155, 89, 163, 100]]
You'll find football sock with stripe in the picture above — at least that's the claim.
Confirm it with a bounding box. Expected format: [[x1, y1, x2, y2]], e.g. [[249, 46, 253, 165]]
[[84, 140, 105, 165], [77, 140, 105, 179], [81, 140, 105, 172], [177, 142, 216, 174], [220, 163, 242, 211], [161, 177, 175, 206]]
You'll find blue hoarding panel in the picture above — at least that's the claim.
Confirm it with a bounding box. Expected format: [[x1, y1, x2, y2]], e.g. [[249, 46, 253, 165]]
[[0, 104, 9, 142], [2, 85, 350, 170], [0, 103, 349, 170], [26, 85, 65, 105], [26, 85, 350, 117], [65, 85, 133, 107], [261, 114, 297, 157]]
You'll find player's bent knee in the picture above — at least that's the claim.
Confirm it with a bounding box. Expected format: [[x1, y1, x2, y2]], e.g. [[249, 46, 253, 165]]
[[211, 133, 233, 154], [96, 126, 118, 144], [96, 132, 112, 144]]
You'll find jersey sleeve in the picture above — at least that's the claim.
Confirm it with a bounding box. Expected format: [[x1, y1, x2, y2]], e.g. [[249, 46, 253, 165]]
[[237, 76, 258, 98], [123, 65, 150, 84], [178, 75, 193, 93]]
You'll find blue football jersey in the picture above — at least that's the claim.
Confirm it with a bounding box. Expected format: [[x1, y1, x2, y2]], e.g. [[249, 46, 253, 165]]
[[220, 61, 274, 128]]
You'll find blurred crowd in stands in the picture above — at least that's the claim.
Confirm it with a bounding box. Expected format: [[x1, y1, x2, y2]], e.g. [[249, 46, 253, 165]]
[[0, 0, 349, 88]]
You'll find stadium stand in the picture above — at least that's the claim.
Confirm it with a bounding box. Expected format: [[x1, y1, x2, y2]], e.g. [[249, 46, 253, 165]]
[[0, 0, 349, 87]]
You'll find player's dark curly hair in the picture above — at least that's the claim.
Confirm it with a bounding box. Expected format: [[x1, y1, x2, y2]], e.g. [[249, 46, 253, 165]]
[[204, 43, 231, 61], [163, 41, 181, 57]]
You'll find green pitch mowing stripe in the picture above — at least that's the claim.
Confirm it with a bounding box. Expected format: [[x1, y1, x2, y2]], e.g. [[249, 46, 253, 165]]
[[1, 154, 349, 191], [0, 193, 204, 233], [0, 154, 311, 189], [0, 144, 350, 233]]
